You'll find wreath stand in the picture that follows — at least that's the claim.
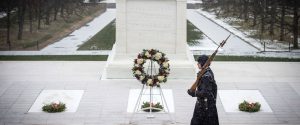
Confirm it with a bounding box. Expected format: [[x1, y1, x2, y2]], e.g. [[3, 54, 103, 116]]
[[129, 60, 174, 124]]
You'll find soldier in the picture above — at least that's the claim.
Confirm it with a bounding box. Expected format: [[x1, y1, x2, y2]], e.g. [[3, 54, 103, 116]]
[[187, 55, 219, 125]]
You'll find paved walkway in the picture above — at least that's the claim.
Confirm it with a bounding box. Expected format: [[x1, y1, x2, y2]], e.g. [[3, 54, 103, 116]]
[[0, 9, 115, 56], [0, 61, 300, 125], [187, 9, 259, 54], [42, 9, 115, 53]]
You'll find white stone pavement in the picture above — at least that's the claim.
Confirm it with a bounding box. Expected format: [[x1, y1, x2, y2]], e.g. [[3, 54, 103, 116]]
[[0, 61, 300, 125]]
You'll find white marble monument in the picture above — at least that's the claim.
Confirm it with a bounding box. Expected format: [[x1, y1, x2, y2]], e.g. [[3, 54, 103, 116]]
[[105, 0, 196, 79]]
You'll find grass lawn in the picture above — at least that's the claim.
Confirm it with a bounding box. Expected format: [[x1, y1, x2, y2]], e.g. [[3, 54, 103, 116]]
[[78, 20, 116, 50], [78, 20, 204, 50], [187, 20, 204, 46]]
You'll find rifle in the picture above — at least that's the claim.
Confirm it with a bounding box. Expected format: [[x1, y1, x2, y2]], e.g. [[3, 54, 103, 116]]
[[189, 34, 231, 92]]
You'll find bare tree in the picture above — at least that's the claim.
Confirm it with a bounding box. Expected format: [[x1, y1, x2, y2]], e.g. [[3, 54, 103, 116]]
[[17, 0, 26, 40], [201, 0, 300, 49], [279, 1, 286, 41], [292, 0, 299, 48]]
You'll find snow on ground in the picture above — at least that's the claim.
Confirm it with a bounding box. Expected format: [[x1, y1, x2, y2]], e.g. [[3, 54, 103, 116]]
[[196, 8, 294, 52], [0, 7, 299, 58], [189, 37, 218, 51], [41, 9, 115, 53], [187, 9, 259, 54], [0, 9, 115, 56], [187, 0, 202, 4], [188, 9, 300, 58], [0, 12, 6, 18], [100, 0, 115, 3], [83, 0, 114, 3]]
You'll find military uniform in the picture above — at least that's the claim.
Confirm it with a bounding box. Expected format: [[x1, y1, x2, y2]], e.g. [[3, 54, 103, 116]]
[[188, 68, 219, 125]]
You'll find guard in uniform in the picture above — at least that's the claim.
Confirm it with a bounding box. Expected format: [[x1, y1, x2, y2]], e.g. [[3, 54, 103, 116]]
[[187, 55, 219, 125]]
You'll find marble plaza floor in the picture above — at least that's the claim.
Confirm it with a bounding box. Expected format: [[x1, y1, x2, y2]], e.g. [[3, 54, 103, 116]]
[[0, 61, 300, 125]]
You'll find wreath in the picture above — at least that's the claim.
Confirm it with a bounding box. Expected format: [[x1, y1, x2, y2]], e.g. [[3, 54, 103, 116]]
[[132, 49, 170, 87], [141, 102, 164, 112], [42, 101, 66, 113], [239, 100, 261, 112]]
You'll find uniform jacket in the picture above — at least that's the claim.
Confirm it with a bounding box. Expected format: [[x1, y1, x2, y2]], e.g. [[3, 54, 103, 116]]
[[188, 67, 219, 125]]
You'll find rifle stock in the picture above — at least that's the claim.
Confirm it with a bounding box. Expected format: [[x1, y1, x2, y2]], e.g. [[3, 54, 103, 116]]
[[189, 34, 231, 92]]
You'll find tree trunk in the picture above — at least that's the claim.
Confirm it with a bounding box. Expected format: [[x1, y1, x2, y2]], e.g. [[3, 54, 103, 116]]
[[38, 0, 42, 30], [269, 0, 276, 39], [260, 0, 266, 40], [252, 11, 257, 26], [60, 1, 64, 18], [243, 0, 249, 22], [29, 0, 33, 33], [279, 2, 286, 41], [6, 0, 11, 50], [18, 0, 27, 40], [252, 0, 259, 27], [238, 0, 243, 18], [45, 1, 51, 25], [54, 0, 59, 21], [292, 1, 299, 49], [35, 0, 39, 20]]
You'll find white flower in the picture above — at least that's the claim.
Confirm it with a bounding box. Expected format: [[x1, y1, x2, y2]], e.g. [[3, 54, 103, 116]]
[[163, 62, 169, 68], [157, 76, 165, 82], [134, 64, 140, 67], [165, 69, 170, 73], [147, 79, 153, 85], [145, 51, 151, 58], [53, 100, 60, 104], [139, 75, 145, 80], [157, 82, 160, 86], [154, 52, 162, 60], [248, 101, 255, 104], [135, 70, 142, 75], [137, 59, 144, 64]]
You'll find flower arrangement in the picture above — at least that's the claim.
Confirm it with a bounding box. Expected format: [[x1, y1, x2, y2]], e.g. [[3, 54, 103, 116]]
[[132, 49, 170, 87], [239, 100, 261, 112], [42, 101, 66, 113], [141, 102, 164, 112]]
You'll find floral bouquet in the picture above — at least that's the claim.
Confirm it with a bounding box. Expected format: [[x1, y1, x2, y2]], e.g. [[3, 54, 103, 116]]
[[42, 101, 66, 113], [141, 101, 164, 112], [239, 100, 261, 112]]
